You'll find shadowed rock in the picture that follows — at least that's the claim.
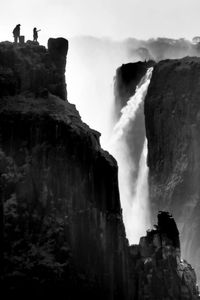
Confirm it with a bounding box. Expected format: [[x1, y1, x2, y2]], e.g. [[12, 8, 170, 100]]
[[130, 212, 200, 300], [114, 61, 155, 119], [145, 56, 200, 286], [0, 38, 68, 100], [0, 38, 130, 299], [0, 39, 199, 300]]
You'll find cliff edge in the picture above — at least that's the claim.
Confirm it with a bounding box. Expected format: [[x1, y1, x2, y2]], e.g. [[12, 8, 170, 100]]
[[145, 57, 200, 286], [0, 38, 68, 100], [1, 39, 199, 299], [0, 39, 130, 299], [114, 58, 200, 299]]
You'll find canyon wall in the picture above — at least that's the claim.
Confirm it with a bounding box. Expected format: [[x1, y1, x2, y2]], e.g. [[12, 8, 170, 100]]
[[0, 39, 199, 299], [145, 57, 200, 285], [0, 39, 131, 299], [114, 59, 200, 299]]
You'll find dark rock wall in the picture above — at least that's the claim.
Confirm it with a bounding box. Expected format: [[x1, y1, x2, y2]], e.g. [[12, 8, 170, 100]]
[[114, 58, 200, 298], [145, 57, 200, 285], [0, 38, 68, 100], [0, 40, 131, 299], [1, 39, 200, 299]]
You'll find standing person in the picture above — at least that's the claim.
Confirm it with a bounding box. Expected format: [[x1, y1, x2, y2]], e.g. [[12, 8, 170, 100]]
[[13, 24, 20, 43], [33, 27, 41, 42]]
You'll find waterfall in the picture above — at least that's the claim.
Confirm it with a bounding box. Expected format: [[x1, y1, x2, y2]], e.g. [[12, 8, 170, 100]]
[[109, 68, 153, 244], [67, 38, 153, 244]]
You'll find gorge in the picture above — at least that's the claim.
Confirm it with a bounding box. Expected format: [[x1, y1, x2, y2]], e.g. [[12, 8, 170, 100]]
[[0, 37, 199, 299], [108, 67, 153, 244]]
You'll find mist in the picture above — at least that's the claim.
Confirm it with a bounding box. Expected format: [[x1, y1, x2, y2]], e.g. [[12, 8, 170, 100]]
[[66, 35, 200, 245], [66, 36, 132, 147], [109, 68, 153, 243]]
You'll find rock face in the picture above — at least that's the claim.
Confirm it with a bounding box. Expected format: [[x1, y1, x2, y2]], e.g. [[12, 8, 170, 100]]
[[114, 61, 155, 119], [1, 39, 199, 300], [114, 58, 200, 298], [130, 212, 200, 300], [0, 39, 131, 299], [145, 57, 200, 285], [0, 38, 68, 100]]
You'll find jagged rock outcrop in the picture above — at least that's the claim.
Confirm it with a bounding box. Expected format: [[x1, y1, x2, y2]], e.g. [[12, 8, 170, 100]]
[[130, 212, 200, 299], [145, 57, 200, 286], [0, 39, 131, 299]]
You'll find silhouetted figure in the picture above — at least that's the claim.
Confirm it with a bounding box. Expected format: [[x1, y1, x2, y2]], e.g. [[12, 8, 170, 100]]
[[33, 27, 41, 42], [13, 24, 20, 43]]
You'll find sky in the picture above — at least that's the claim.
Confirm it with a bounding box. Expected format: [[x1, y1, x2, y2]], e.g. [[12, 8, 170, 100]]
[[1, 0, 200, 45]]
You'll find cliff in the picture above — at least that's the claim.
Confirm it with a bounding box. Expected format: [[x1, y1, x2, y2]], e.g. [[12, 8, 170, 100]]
[[145, 57, 200, 285], [0, 38, 67, 100], [114, 58, 200, 298], [0, 39, 131, 299], [1, 39, 199, 300]]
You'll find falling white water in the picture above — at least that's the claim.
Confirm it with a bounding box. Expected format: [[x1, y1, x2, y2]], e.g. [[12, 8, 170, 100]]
[[111, 68, 153, 143], [66, 38, 153, 244], [108, 68, 153, 244]]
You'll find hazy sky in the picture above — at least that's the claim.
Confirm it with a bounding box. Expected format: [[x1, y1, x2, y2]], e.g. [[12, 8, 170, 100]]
[[1, 0, 200, 45]]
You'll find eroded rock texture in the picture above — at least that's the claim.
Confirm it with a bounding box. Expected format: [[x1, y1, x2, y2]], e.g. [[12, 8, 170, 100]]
[[0, 39, 131, 299], [1, 39, 199, 300], [145, 57, 200, 285], [130, 212, 200, 300], [0, 38, 68, 100], [114, 58, 200, 298]]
